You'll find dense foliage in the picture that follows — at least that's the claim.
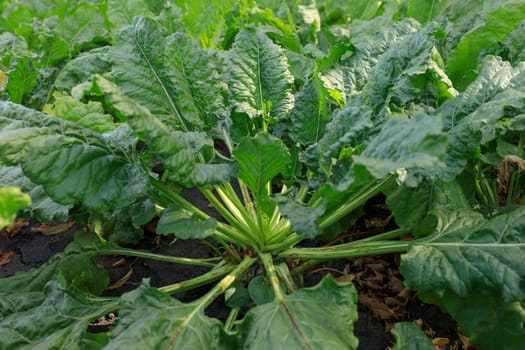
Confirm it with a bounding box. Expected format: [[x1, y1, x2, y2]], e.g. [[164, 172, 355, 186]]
[[1, 0, 525, 349]]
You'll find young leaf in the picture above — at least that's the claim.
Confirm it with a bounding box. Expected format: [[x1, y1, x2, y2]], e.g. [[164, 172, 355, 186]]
[[391, 322, 434, 350], [225, 27, 294, 121], [43, 93, 117, 133], [0, 186, 30, 229], [236, 275, 358, 349], [233, 132, 290, 214], [104, 282, 230, 350]]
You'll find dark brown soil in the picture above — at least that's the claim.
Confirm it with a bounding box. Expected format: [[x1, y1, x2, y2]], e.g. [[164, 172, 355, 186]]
[[0, 195, 471, 349]]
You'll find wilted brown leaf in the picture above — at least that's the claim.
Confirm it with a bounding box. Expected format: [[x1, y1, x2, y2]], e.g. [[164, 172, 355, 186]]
[[32, 222, 75, 235], [107, 269, 133, 290], [1, 218, 29, 237], [0, 250, 15, 266]]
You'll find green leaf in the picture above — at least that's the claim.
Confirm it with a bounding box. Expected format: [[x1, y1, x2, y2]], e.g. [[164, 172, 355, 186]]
[[225, 27, 294, 121], [237, 275, 358, 349], [103, 282, 229, 350], [288, 78, 330, 146], [165, 32, 229, 136], [387, 179, 476, 237], [438, 56, 525, 180], [157, 206, 217, 239], [391, 322, 434, 350], [401, 206, 525, 349], [100, 199, 156, 244], [445, 0, 525, 90], [111, 16, 191, 130], [54, 47, 111, 90], [43, 93, 117, 133], [5, 56, 37, 104], [353, 113, 448, 185], [107, 0, 154, 32], [248, 275, 275, 306], [0, 186, 30, 229], [0, 279, 115, 350], [0, 101, 149, 211], [233, 133, 290, 214], [85, 76, 234, 187], [0, 165, 71, 222], [274, 195, 326, 239]]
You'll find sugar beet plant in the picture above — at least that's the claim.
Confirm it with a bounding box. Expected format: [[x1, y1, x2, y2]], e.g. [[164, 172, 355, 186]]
[[1, 0, 525, 349]]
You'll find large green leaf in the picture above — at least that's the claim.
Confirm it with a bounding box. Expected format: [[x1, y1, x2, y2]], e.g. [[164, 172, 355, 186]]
[[236, 275, 358, 349], [0, 101, 149, 211], [353, 113, 448, 185], [164, 32, 229, 136], [438, 56, 525, 180], [103, 282, 229, 350], [0, 166, 71, 222], [444, 0, 525, 90], [85, 75, 235, 187], [401, 206, 525, 349], [225, 27, 294, 121], [0, 279, 115, 350], [111, 16, 190, 130], [0, 186, 30, 229]]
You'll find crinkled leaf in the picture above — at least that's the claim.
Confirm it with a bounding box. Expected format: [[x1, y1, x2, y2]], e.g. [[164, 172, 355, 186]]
[[0, 102, 148, 211], [107, 0, 154, 32], [157, 206, 217, 239], [103, 282, 229, 350], [165, 32, 229, 136], [111, 16, 192, 130], [225, 27, 294, 121], [401, 206, 525, 349], [304, 95, 374, 174], [505, 20, 525, 64], [43, 93, 117, 133], [0, 186, 30, 229], [0, 279, 115, 350], [237, 275, 358, 349], [391, 322, 434, 350], [353, 113, 448, 185], [86, 75, 235, 187], [0, 165, 71, 222], [438, 57, 525, 180]]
